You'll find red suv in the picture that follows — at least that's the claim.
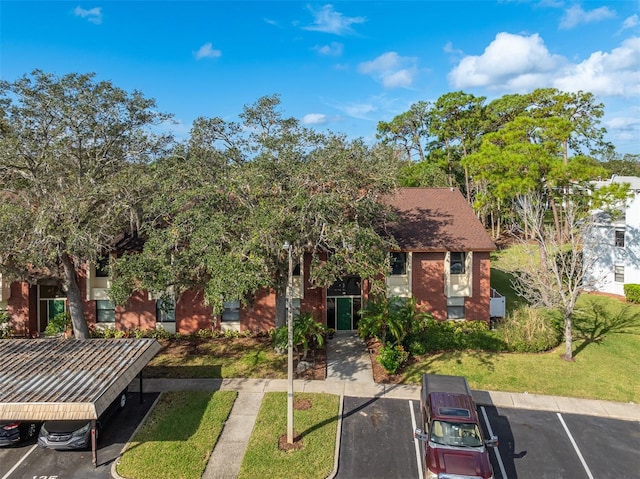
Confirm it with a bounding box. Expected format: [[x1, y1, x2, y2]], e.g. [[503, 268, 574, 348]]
[[414, 374, 498, 479]]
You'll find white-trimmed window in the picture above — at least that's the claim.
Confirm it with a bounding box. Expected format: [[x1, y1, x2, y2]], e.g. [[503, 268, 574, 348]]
[[156, 297, 176, 323], [221, 300, 240, 322], [447, 297, 465, 320], [614, 265, 625, 283], [390, 252, 407, 275], [615, 229, 625, 248], [96, 300, 115, 323]]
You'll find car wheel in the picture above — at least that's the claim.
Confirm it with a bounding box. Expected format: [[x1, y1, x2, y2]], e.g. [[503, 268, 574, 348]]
[[119, 392, 127, 409]]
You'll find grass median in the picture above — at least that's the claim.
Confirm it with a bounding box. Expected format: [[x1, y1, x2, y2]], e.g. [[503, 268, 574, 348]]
[[239, 392, 340, 479], [117, 390, 237, 479]]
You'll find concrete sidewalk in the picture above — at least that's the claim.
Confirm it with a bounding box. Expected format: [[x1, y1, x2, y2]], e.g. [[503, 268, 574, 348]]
[[129, 377, 640, 422]]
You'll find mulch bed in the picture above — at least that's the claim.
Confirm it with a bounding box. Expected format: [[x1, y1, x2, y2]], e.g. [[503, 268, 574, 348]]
[[295, 346, 327, 381], [365, 338, 409, 384]]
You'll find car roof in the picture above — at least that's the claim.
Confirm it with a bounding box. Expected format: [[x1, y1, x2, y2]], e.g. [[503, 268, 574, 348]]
[[429, 392, 478, 422]]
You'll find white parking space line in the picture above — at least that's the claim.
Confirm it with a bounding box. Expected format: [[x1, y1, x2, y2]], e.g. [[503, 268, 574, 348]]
[[481, 406, 507, 479], [557, 413, 595, 479], [1, 443, 38, 479], [409, 400, 424, 479]]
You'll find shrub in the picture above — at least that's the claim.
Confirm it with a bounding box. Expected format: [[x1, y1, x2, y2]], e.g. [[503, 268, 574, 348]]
[[496, 307, 562, 353], [624, 284, 640, 304], [377, 344, 409, 374], [358, 296, 431, 347], [404, 319, 505, 354], [272, 312, 325, 359], [0, 311, 12, 338], [43, 312, 71, 337], [196, 328, 223, 339]]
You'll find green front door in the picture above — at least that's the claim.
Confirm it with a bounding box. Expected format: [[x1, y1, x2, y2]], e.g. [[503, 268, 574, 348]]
[[49, 299, 65, 319], [336, 297, 352, 330]]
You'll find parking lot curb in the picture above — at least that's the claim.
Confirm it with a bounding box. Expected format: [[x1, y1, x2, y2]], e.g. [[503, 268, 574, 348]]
[[326, 394, 344, 479], [110, 393, 163, 479]]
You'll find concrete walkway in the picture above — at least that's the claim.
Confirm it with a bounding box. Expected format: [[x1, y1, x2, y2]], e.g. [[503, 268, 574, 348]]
[[202, 391, 264, 479], [122, 333, 640, 479], [326, 331, 374, 383]]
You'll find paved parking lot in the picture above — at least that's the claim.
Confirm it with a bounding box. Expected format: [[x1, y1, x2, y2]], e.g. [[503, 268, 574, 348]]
[[336, 397, 640, 479], [486, 406, 640, 479], [4, 392, 638, 479], [0, 392, 158, 479], [336, 397, 420, 479]]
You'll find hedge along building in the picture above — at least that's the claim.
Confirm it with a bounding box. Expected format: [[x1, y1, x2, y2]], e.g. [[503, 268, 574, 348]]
[[1, 188, 496, 336]]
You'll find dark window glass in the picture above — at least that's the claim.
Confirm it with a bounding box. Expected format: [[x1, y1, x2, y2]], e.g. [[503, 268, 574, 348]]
[[95, 256, 110, 277], [96, 300, 115, 322], [450, 252, 465, 274], [352, 297, 362, 330], [156, 298, 176, 323], [326, 298, 336, 330], [327, 277, 361, 296], [390, 252, 407, 275], [615, 229, 625, 248], [447, 305, 465, 320], [221, 300, 240, 322]]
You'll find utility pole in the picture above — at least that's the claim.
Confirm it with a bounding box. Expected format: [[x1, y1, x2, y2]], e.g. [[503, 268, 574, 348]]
[[284, 242, 294, 444]]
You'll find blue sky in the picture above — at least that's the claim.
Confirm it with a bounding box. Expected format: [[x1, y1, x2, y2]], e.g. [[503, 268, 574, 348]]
[[1, 1, 639, 155]]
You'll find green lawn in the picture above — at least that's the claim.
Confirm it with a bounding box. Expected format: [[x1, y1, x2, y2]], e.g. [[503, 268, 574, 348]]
[[402, 332, 639, 402], [117, 391, 237, 479], [144, 336, 287, 379], [238, 392, 339, 479], [403, 292, 640, 403]]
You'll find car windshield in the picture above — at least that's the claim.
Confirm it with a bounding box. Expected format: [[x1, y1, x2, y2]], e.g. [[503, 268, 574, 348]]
[[430, 420, 483, 447]]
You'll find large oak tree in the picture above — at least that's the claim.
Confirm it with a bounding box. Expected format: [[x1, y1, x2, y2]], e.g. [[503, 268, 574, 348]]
[[0, 70, 172, 338], [111, 96, 401, 325]]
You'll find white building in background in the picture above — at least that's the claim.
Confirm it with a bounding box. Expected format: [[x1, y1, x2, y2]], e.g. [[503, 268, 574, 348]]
[[583, 175, 640, 297]]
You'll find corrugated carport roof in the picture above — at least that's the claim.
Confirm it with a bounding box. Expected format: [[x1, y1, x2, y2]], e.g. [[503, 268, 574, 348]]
[[0, 338, 161, 421]]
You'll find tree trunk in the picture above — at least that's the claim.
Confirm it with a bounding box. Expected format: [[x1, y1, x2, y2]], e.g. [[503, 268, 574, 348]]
[[563, 312, 573, 361], [549, 196, 562, 243], [60, 252, 90, 339], [464, 166, 471, 203]]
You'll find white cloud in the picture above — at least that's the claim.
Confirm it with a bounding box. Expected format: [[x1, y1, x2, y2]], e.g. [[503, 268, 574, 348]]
[[302, 113, 329, 125], [559, 4, 615, 30], [621, 14, 639, 31], [358, 52, 418, 89], [443, 41, 463, 56], [194, 42, 222, 60], [332, 101, 376, 120], [449, 33, 640, 98], [73, 6, 102, 24], [304, 4, 365, 35], [314, 42, 344, 56], [604, 112, 640, 144], [448, 33, 564, 90], [553, 37, 640, 97]]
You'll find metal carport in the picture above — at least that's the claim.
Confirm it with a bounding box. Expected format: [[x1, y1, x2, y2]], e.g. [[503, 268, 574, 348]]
[[0, 338, 161, 465]]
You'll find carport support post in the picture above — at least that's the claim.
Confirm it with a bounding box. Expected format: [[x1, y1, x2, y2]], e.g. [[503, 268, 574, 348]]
[[91, 419, 97, 467]]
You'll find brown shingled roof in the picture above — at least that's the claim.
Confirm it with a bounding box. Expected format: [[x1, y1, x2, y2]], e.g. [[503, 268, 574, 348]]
[[384, 188, 496, 252]]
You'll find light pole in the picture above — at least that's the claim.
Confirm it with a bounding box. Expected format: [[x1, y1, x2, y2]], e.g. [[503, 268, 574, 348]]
[[283, 242, 294, 444]]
